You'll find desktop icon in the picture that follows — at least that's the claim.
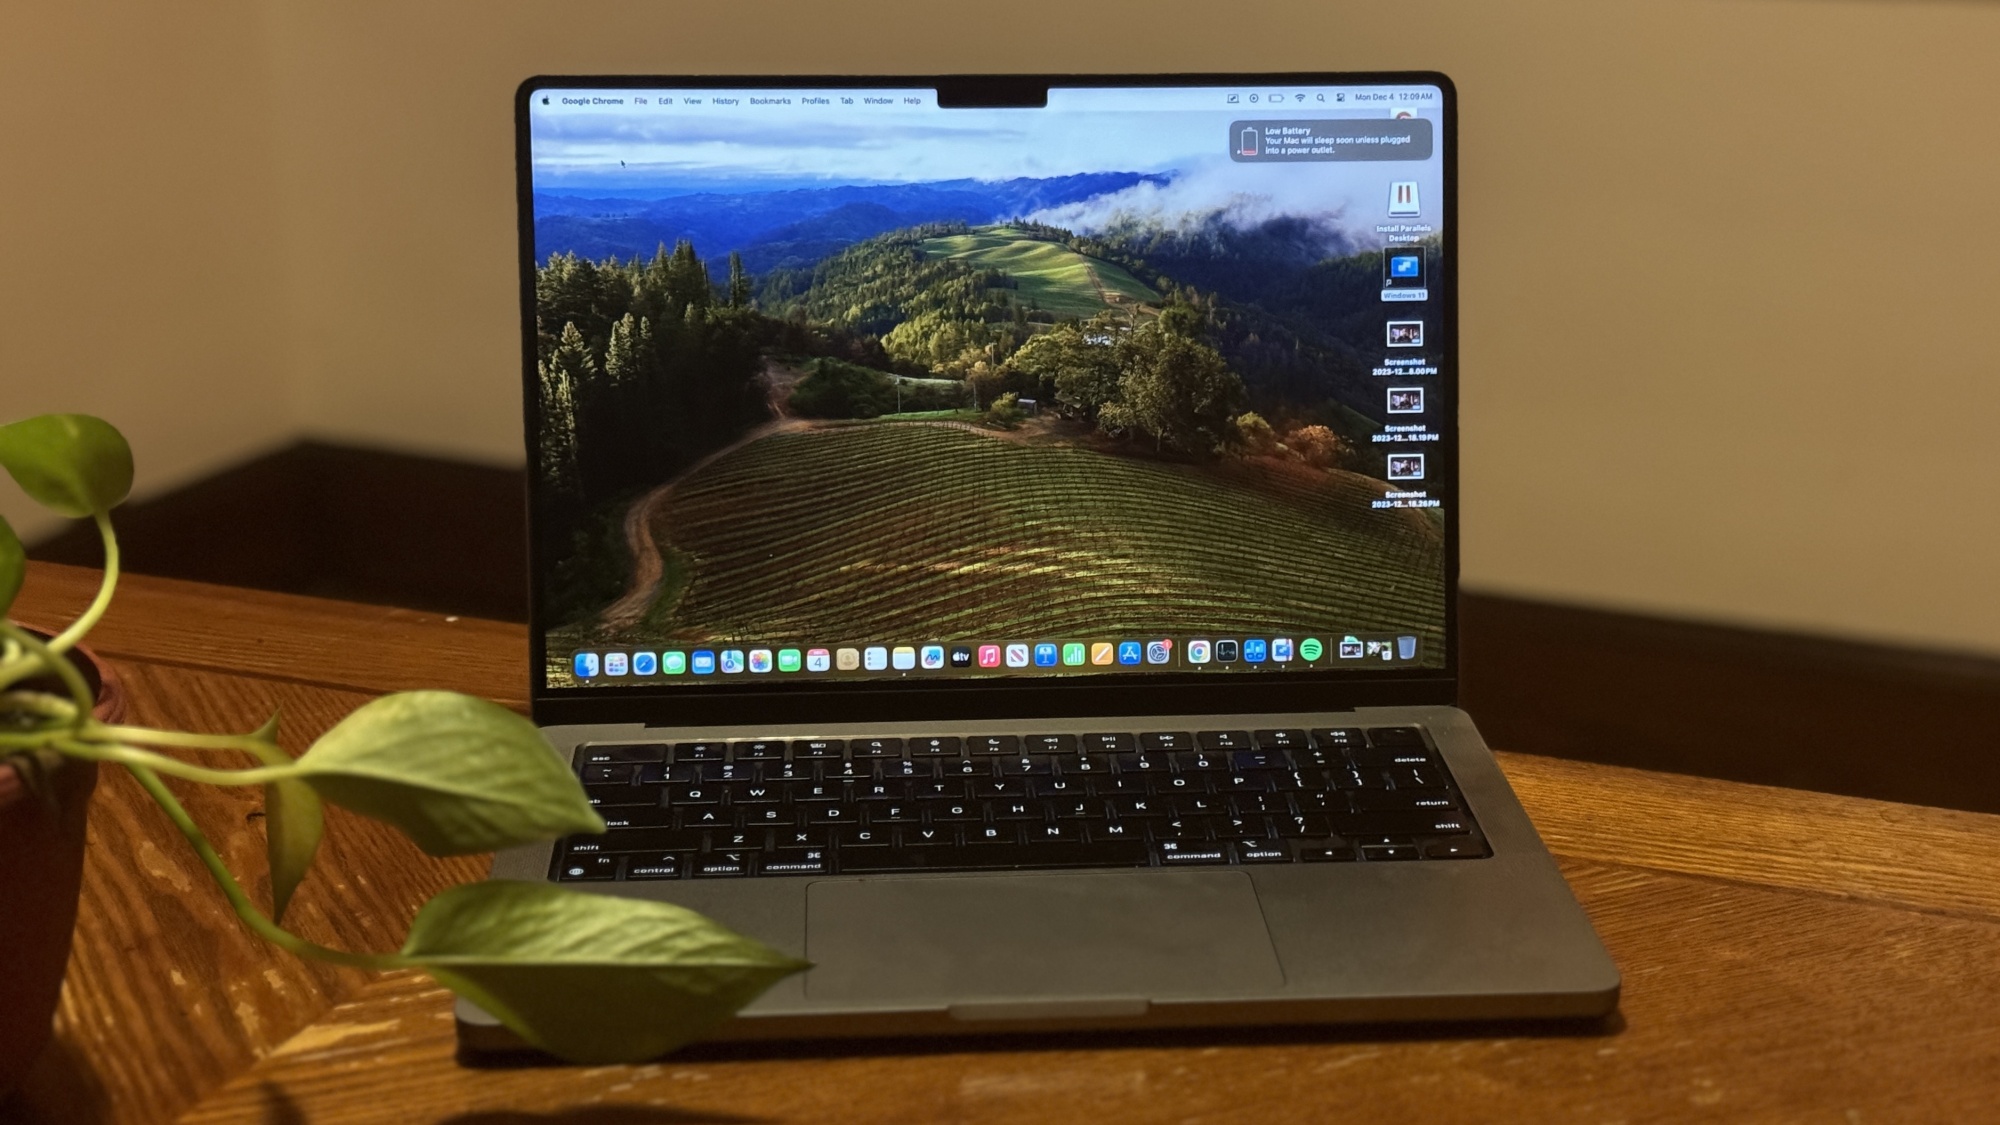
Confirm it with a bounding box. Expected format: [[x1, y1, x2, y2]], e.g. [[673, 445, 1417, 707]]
[[1272, 638, 1294, 662], [978, 644, 1002, 668], [863, 646, 889, 671], [748, 648, 773, 674], [719, 649, 745, 674], [1033, 643, 1058, 667], [1388, 180, 1421, 216], [805, 648, 831, 672], [1062, 642, 1086, 666], [1215, 640, 1240, 662], [949, 646, 973, 668], [572, 652, 599, 678], [921, 644, 946, 670], [1145, 639, 1173, 665], [1090, 642, 1115, 665], [1383, 245, 1427, 300], [835, 647, 861, 671], [691, 650, 716, 674], [778, 648, 802, 672], [1398, 635, 1419, 660], [1187, 639, 1212, 664], [1005, 643, 1031, 668], [1117, 641, 1143, 665], [662, 650, 687, 674], [892, 646, 917, 670], [604, 652, 629, 676], [1299, 638, 1324, 661], [1242, 639, 1267, 663], [631, 651, 659, 676], [1339, 635, 1365, 659]]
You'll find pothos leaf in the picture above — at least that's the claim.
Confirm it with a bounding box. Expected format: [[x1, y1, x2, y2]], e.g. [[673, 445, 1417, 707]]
[[243, 712, 323, 924], [292, 691, 602, 855], [0, 414, 134, 517], [0, 515, 22, 616], [397, 880, 808, 1063]]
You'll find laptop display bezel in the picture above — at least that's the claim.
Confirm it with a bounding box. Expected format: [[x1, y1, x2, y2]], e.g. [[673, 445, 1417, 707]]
[[517, 71, 1459, 727]]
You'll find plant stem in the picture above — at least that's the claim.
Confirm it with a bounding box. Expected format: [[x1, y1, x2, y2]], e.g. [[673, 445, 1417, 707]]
[[47, 510, 120, 655], [53, 738, 295, 786], [82, 722, 284, 757], [125, 763, 404, 972], [0, 623, 95, 716]]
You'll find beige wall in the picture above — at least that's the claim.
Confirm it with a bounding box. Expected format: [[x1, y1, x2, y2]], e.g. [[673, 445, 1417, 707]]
[[10, 0, 2000, 656], [0, 0, 295, 544]]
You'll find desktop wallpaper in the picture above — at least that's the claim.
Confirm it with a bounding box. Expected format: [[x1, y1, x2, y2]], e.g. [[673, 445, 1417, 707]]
[[527, 85, 1449, 687]]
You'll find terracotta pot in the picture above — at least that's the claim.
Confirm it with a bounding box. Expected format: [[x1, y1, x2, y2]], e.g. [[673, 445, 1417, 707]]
[[0, 633, 124, 1099]]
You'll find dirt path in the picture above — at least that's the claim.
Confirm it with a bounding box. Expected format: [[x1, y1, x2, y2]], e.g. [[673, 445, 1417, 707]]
[[598, 359, 811, 631]]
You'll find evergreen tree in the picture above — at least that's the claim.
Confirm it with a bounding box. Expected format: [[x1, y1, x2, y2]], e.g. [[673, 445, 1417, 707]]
[[728, 251, 752, 308], [604, 313, 639, 386]]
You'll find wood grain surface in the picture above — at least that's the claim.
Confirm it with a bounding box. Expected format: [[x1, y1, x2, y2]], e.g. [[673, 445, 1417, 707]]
[[5, 562, 1998, 1125]]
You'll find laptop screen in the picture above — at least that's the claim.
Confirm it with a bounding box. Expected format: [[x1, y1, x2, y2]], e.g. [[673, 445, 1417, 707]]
[[522, 76, 1451, 693]]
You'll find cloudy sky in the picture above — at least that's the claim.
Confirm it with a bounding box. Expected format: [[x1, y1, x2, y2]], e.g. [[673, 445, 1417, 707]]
[[528, 86, 1446, 239]]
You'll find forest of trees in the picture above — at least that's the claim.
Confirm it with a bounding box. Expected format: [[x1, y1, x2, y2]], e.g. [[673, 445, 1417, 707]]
[[534, 224, 1381, 623]]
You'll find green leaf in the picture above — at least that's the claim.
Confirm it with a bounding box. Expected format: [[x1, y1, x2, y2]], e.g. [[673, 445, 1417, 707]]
[[244, 712, 323, 924], [0, 414, 134, 517], [399, 880, 808, 1063], [292, 691, 602, 855], [0, 515, 22, 617]]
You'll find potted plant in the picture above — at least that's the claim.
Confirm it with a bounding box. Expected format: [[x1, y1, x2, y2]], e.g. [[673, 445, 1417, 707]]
[[0, 413, 805, 1094]]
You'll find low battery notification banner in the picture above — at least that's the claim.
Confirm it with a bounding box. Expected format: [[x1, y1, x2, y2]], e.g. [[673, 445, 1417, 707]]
[[1228, 118, 1433, 162]]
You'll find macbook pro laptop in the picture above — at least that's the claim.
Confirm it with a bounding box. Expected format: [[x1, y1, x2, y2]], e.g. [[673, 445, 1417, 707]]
[[463, 71, 1617, 1049]]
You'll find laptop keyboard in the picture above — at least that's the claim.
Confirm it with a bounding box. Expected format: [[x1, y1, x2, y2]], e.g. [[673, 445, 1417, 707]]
[[552, 725, 1490, 881]]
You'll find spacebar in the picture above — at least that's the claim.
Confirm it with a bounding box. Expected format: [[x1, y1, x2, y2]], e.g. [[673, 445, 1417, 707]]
[[838, 842, 1150, 874]]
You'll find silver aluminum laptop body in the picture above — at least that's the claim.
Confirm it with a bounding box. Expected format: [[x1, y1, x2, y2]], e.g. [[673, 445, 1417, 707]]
[[465, 72, 1617, 1051]]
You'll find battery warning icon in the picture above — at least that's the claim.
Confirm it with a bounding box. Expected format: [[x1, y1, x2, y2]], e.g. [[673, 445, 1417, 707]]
[[1238, 126, 1259, 157]]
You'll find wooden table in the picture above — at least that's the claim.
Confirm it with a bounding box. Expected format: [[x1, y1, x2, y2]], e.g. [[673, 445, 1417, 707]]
[[5, 562, 1998, 1125]]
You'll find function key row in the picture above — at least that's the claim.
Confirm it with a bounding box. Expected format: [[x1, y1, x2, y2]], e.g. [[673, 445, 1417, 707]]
[[580, 727, 1430, 766]]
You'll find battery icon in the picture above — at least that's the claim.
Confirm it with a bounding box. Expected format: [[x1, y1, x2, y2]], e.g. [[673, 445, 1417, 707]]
[[1238, 127, 1259, 157]]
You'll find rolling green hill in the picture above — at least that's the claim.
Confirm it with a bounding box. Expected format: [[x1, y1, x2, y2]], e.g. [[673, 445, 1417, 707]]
[[921, 226, 1159, 319], [611, 422, 1443, 651]]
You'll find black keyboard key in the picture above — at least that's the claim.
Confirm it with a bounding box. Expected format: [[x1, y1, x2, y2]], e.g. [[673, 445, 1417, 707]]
[[1195, 731, 1253, 751], [1173, 751, 1226, 772], [733, 739, 788, 760], [1115, 752, 1169, 774], [1425, 839, 1490, 859], [1153, 773, 1209, 795], [695, 853, 752, 877], [624, 854, 684, 880], [841, 841, 1147, 873], [902, 825, 956, 846], [835, 825, 892, 847], [556, 853, 621, 881], [776, 827, 829, 850], [1366, 726, 1426, 748], [1108, 796, 1166, 819], [678, 807, 726, 829], [743, 805, 790, 825], [1064, 754, 1113, 776], [667, 784, 722, 806], [1297, 841, 1358, 862], [1352, 789, 1458, 811], [1156, 841, 1227, 865], [966, 735, 1019, 754], [908, 736, 961, 756], [1231, 749, 1287, 771], [584, 784, 656, 808], [1081, 732, 1135, 752], [973, 778, 1028, 800], [793, 782, 844, 803], [1140, 732, 1194, 751], [926, 801, 983, 822], [807, 805, 857, 825], [1311, 728, 1365, 751], [998, 756, 1056, 777], [715, 828, 763, 850], [760, 849, 827, 875], [586, 827, 706, 853], [1335, 810, 1473, 837], [1388, 766, 1447, 790], [850, 737, 903, 757], [579, 742, 668, 765], [824, 759, 871, 781], [791, 738, 844, 758], [1034, 776, 1082, 797], [728, 781, 783, 803], [863, 802, 920, 823], [1278, 814, 1334, 837], [1023, 734, 1078, 755], [596, 807, 671, 831], [1048, 799, 1093, 820], [673, 741, 729, 762], [966, 822, 1017, 844], [992, 800, 1040, 821], [1236, 838, 1291, 863], [1361, 843, 1420, 861], [1026, 821, 1086, 844], [912, 779, 970, 800], [1252, 729, 1309, 750], [1096, 820, 1142, 840], [1352, 747, 1437, 769], [1216, 773, 1275, 793], [944, 758, 991, 778]]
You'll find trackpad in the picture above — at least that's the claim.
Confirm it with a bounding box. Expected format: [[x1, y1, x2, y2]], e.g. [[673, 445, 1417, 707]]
[[804, 871, 1284, 1003]]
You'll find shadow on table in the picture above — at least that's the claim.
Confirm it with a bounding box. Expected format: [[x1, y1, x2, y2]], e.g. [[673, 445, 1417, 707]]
[[458, 1011, 1623, 1071], [2, 1035, 111, 1125]]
